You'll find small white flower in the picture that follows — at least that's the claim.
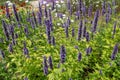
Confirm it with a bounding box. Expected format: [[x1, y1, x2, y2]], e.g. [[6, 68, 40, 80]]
[[56, 4, 61, 8], [55, 1, 59, 4], [46, 4, 50, 7], [8, 2, 13, 6], [19, 0, 22, 1], [71, 20, 74, 22], [61, 0, 64, 3], [55, 13, 57, 17], [25, 0, 29, 3], [63, 14, 66, 17], [43, 1, 47, 4], [6, 1, 11, 3], [57, 23, 61, 26]]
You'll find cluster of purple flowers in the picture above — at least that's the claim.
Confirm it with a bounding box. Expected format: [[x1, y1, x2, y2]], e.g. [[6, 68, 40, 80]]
[[111, 44, 119, 60]]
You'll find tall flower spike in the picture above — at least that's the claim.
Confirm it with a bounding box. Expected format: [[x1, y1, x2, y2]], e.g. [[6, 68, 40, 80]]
[[60, 45, 66, 63], [83, 26, 86, 37], [77, 20, 83, 40], [43, 56, 48, 75], [78, 52, 82, 61], [111, 44, 119, 60], [86, 32, 90, 42], [88, 4, 92, 17], [2, 20, 10, 41], [12, 4, 19, 22], [51, 36, 55, 46], [65, 25, 69, 38], [5, 3, 10, 19], [102, 1, 106, 15], [72, 27, 75, 37], [113, 21, 117, 35], [91, 10, 99, 33], [48, 56, 53, 70], [37, 12, 42, 25], [1, 50, 5, 58], [9, 43, 13, 53], [44, 5, 48, 18], [39, 2, 42, 16]]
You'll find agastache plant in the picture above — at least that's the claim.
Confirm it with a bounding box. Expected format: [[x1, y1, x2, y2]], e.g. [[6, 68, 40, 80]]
[[91, 9, 99, 33], [111, 44, 119, 60], [39, 2, 42, 16], [48, 56, 53, 70], [43, 56, 48, 75], [77, 20, 83, 40], [86, 32, 90, 42], [102, 1, 106, 16], [8, 43, 13, 53], [86, 46, 92, 55], [12, 4, 19, 22], [65, 24, 69, 38], [112, 21, 117, 37], [51, 36, 55, 46], [44, 5, 48, 18], [72, 27, 75, 37], [37, 12, 42, 25], [45, 20, 51, 44], [88, 4, 92, 17], [78, 52, 82, 61], [5, 3, 10, 19], [60, 45, 66, 63], [2, 20, 10, 41]]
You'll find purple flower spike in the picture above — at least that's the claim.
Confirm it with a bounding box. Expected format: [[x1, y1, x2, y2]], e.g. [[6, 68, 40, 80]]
[[60, 45, 66, 63], [51, 36, 55, 46], [111, 44, 119, 60], [43, 56, 48, 75], [77, 20, 83, 40], [86, 46, 92, 55], [91, 9, 99, 33], [113, 21, 117, 36], [1, 50, 5, 58], [88, 4, 92, 17], [2, 20, 10, 41], [9, 43, 13, 53], [72, 27, 75, 37], [12, 4, 19, 22], [48, 56, 53, 70], [78, 52, 82, 61], [83, 26, 86, 37], [39, 2, 42, 16], [86, 32, 90, 42], [102, 1, 106, 15], [65, 25, 69, 38], [5, 3, 10, 19]]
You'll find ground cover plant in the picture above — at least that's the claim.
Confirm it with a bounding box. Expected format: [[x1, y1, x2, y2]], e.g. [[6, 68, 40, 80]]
[[0, 0, 120, 80]]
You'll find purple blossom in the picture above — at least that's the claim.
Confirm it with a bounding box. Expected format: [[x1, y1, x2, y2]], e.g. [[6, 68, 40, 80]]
[[24, 77, 28, 80], [48, 56, 53, 70], [60, 45, 66, 63], [65, 25, 69, 38], [37, 12, 42, 25], [1, 50, 5, 58], [113, 21, 117, 35], [91, 10, 99, 33], [30, 18, 35, 29], [32, 11, 37, 26], [39, 2, 42, 16], [5, 3, 10, 19], [51, 36, 55, 46], [77, 20, 83, 40], [12, 4, 19, 22], [78, 52, 82, 61], [9, 43, 13, 53], [2, 20, 9, 41], [106, 13, 110, 23], [44, 5, 48, 18], [72, 27, 75, 37], [43, 56, 48, 75], [88, 4, 92, 17], [86, 46, 92, 55], [86, 32, 90, 42], [102, 1, 106, 15], [52, 1, 55, 10], [45, 20, 51, 44], [108, 3, 112, 14], [111, 44, 119, 60], [83, 26, 86, 37]]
